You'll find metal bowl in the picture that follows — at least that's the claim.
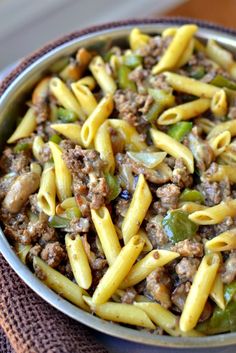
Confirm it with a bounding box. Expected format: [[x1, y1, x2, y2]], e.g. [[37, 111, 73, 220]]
[[1, 18, 236, 348]]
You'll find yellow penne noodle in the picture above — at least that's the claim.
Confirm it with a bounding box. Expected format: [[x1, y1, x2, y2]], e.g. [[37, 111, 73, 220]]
[[49, 77, 85, 120], [65, 234, 92, 289], [91, 206, 121, 266], [81, 94, 114, 147], [206, 164, 236, 183], [56, 196, 77, 215], [137, 229, 153, 252], [129, 28, 150, 51], [211, 89, 228, 118], [37, 164, 56, 216], [206, 39, 236, 77], [180, 202, 207, 214], [32, 136, 45, 162], [158, 98, 211, 125], [150, 128, 194, 173], [207, 120, 236, 139], [89, 56, 117, 94], [92, 235, 144, 305], [122, 174, 152, 244], [164, 72, 220, 98], [177, 38, 194, 68], [49, 142, 72, 202], [210, 274, 225, 310], [195, 117, 216, 134], [51, 123, 83, 146], [84, 297, 155, 329], [179, 253, 220, 332], [205, 228, 236, 251], [162, 27, 177, 37], [94, 121, 115, 173], [76, 76, 97, 90], [135, 302, 203, 337], [208, 131, 231, 157], [120, 249, 179, 289], [152, 24, 198, 74], [32, 77, 50, 105], [7, 108, 36, 143], [109, 119, 147, 151], [189, 199, 236, 225], [33, 256, 89, 311], [71, 81, 97, 116]]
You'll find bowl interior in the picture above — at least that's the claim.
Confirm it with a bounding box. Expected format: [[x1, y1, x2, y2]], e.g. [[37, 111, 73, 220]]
[[1, 19, 236, 348]]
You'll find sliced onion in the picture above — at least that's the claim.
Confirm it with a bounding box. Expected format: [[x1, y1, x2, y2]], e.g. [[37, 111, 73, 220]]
[[127, 151, 167, 169]]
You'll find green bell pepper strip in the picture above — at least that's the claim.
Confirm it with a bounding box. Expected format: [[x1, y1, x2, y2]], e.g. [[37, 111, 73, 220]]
[[180, 188, 205, 204], [148, 88, 175, 107], [123, 54, 143, 69], [162, 210, 198, 243], [13, 142, 31, 153], [189, 65, 205, 80], [105, 173, 121, 202], [49, 134, 62, 144], [197, 300, 236, 334], [224, 281, 236, 306], [210, 74, 236, 90], [118, 65, 136, 91], [145, 101, 163, 122], [57, 107, 78, 123], [167, 122, 193, 142], [48, 215, 70, 228]]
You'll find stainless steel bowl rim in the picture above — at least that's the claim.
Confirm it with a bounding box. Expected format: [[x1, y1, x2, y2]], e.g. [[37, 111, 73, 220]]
[[0, 18, 236, 348]]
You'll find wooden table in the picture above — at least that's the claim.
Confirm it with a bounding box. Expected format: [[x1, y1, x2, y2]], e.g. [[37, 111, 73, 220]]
[[162, 0, 236, 29]]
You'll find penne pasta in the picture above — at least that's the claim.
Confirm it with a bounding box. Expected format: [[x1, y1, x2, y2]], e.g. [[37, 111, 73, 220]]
[[137, 229, 153, 252], [180, 202, 207, 214], [205, 228, 236, 251], [71, 81, 97, 116], [84, 296, 155, 329], [49, 142, 72, 202], [32, 136, 45, 162], [122, 174, 152, 244], [180, 253, 220, 331], [164, 72, 220, 98], [76, 76, 97, 91], [129, 28, 150, 51], [208, 131, 231, 157], [206, 163, 236, 184], [65, 234, 92, 289], [135, 302, 203, 337], [152, 24, 198, 74], [92, 235, 144, 305], [177, 38, 194, 68], [210, 274, 225, 310], [158, 98, 211, 125], [207, 120, 236, 139], [81, 94, 114, 147], [109, 119, 147, 151], [91, 206, 121, 266], [7, 108, 36, 143], [150, 128, 194, 173], [49, 77, 85, 120], [189, 199, 236, 225], [195, 117, 216, 134], [94, 121, 115, 173], [33, 256, 89, 311], [89, 56, 117, 94], [51, 123, 83, 146], [211, 89, 228, 118], [120, 249, 179, 289], [37, 163, 56, 216]]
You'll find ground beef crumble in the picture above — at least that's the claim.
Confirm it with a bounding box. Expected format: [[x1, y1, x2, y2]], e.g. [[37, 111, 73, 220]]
[[156, 183, 180, 209]]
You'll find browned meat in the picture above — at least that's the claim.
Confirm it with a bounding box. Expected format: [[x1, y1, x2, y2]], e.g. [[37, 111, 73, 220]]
[[41, 241, 65, 268], [128, 68, 150, 94], [171, 282, 191, 311], [115, 198, 130, 218], [29, 244, 42, 258], [149, 73, 171, 91], [66, 217, 90, 233], [29, 194, 41, 214], [81, 234, 107, 271], [156, 183, 180, 209], [175, 257, 200, 282], [146, 268, 171, 309], [62, 143, 109, 215], [110, 127, 126, 154], [171, 239, 203, 257], [199, 216, 236, 239], [188, 128, 214, 171], [113, 89, 148, 128], [136, 36, 171, 69], [2, 172, 40, 213], [228, 107, 236, 120], [121, 288, 137, 304], [152, 201, 168, 216], [199, 301, 213, 322], [171, 158, 193, 189], [221, 251, 236, 284], [198, 179, 230, 207], [146, 215, 168, 247], [0, 148, 31, 174]]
